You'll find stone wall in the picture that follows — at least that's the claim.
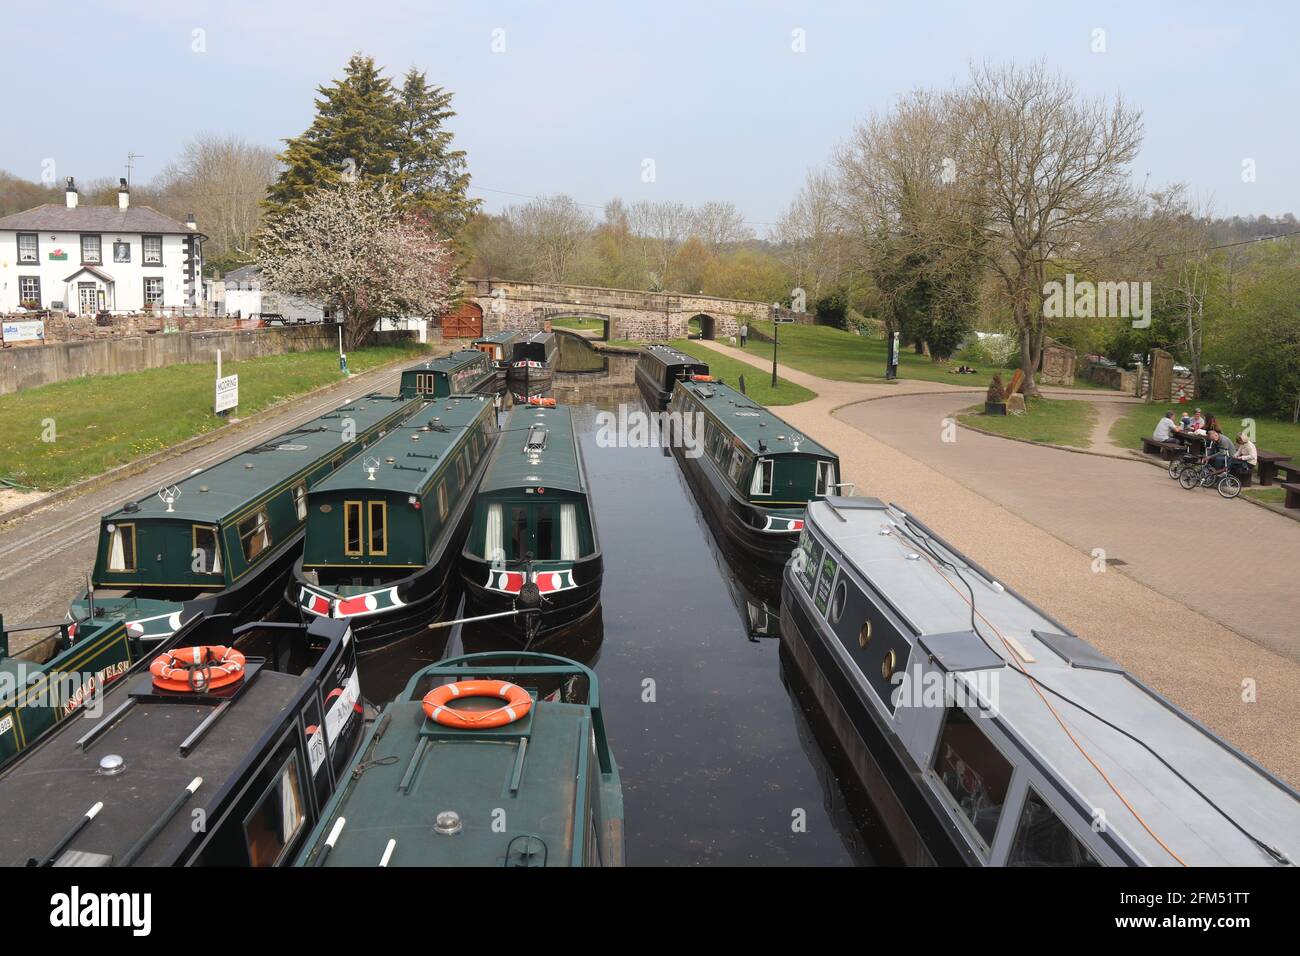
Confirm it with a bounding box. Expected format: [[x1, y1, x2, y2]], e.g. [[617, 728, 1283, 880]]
[[0, 324, 411, 395]]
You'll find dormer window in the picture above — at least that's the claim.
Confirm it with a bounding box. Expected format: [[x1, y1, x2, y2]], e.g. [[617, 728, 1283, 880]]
[[17, 233, 38, 263], [81, 234, 101, 264]]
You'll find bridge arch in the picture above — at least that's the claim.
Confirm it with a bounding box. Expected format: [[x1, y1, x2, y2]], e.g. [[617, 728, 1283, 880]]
[[689, 313, 717, 340]]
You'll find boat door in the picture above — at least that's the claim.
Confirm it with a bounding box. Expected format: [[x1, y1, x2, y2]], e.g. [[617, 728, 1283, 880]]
[[508, 501, 557, 562]]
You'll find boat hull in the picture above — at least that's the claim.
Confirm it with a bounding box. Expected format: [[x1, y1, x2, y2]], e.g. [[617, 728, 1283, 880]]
[[459, 555, 603, 641], [779, 563, 978, 866], [634, 365, 673, 411]]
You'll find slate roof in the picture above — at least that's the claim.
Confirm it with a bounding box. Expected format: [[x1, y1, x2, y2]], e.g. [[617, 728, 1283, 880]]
[[0, 204, 202, 236]]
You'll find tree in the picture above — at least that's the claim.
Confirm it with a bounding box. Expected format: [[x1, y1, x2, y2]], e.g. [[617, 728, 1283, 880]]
[[259, 182, 453, 350], [772, 168, 844, 300], [393, 69, 476, 240], [691, 201, 753, 250]]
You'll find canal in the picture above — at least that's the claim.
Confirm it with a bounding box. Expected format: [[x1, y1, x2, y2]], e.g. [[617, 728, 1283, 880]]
[[361, 372, 897, 865]]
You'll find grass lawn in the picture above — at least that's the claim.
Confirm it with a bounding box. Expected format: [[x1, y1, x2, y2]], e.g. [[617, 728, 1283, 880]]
[[957, 397, 1099, 448], [550, 316, 606, 332], [668, 339, 815, 406], [0, 341, 432, 490], [1108, 402, 1300, 461]]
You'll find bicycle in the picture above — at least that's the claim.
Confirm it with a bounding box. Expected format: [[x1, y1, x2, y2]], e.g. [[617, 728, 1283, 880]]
[[1179, 456, 1242, 499]]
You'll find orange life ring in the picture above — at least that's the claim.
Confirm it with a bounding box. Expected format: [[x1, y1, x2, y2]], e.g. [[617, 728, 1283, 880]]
[[150, 645, 246, 693], [422, 680, 532, 729]]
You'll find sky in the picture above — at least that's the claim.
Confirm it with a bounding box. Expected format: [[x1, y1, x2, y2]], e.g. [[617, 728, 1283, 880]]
[[3, 0, 1296, 230]]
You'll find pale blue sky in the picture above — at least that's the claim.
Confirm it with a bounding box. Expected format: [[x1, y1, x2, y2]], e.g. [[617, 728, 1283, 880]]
[[3, 1, 1295, 228]]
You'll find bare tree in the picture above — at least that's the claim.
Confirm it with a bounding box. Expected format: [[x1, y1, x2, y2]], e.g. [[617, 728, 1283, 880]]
[[629, 200, 694, 286], [692, 200, 753, 250], [772, 168, 844, 300], [504, 194, 594, 284]]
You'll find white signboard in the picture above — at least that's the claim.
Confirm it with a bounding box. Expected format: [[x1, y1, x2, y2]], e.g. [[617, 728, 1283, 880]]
[[324, 670, 361, 747], [214, 373, 239, 413], [2, 320, 45, 343]]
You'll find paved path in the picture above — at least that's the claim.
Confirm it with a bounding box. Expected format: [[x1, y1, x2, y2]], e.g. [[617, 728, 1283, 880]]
[[693, 339, 1300, 785]]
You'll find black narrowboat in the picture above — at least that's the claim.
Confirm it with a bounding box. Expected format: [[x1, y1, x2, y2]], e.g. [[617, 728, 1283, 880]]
[[460, 404, 602, 641], [290, 395, 500, 651], [635, 343, 711, 410], [506, 331, 559, 390], [0, 613, 365, 866], [68, 394, 420, 648], [782, 497, 1300, 866], [399, 349, 496, 399], [668, 378, 842, 564]]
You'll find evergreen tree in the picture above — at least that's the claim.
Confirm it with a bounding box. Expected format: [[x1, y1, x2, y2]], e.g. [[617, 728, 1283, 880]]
[[394, 69, 478, 240]]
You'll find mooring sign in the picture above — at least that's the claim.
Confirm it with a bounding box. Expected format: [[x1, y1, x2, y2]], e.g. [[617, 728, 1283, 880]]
[[215, 374, 239, 413]]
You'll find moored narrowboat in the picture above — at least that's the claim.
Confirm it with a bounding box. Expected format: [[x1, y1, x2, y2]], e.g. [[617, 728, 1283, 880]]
[[473, 329, 521, 370], [461, 404, 602, 641], [781, 497, 1300, 866], [399, 349, 495, 399], [295, 651, 624, 867], [668, 378, 842, 564], [291, 395, 499, 651], [0, 613, 365, 866], [635, 343, 711, 410], [506, 331, 559, 390], [69, 394, 420, 647]]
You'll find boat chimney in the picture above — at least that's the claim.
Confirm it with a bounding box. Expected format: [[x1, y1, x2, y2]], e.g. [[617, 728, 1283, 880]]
[[118, 177, 130, 210], [65, 177, 79, 209]]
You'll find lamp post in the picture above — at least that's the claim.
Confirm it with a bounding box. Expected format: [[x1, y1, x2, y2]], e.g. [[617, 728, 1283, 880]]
[[770, 303, 780, 388]]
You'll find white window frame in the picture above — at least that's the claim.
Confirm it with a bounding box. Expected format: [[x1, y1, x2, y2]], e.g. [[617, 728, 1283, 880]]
[[17, 232, 38, 263], [816, 460, 836, 497], [142, 234, 163, 264]]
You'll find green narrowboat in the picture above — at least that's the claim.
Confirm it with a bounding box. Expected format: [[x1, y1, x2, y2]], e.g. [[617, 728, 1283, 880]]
[[461, 404, 602, 641], [295, 651, 624, 867], [668, 378, 842, 564], [291, 394, 500, 651], [68, 394, 419, 647], [473, 330, 521, 369], [635, 343, 711, 410], [506, 331, 559, 390], [399, 349, 495, 399]]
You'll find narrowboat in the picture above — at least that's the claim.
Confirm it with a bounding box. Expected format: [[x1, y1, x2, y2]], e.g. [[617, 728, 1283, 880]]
[[668, 378, 842, 564], [399, 349, 495, 399], [635, 343, 711, 410], [68, 394, 418, 647], [0, 613, 365, 866], [290, 394, 500, 651], [460, 405, 602, 641], [781, 497, 1300, 866], [506, 331, 559, 390], [295, 651, 624, 867], [473, 330, 521, 370]]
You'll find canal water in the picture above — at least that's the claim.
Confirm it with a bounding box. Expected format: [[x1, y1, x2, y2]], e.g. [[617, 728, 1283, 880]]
[[360, 368, 897, 865]]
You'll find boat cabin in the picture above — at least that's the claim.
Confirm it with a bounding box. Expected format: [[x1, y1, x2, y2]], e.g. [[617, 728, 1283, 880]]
[[509, 331, 558, 373], [473, 330, 521, 366], [296, 651, 623, 866], [399, 349, 495, 399], [635, 344, 710, 409], [0, 614, 364, 866], [783, 498, 1300, 866], [90, 394, 417, 599]]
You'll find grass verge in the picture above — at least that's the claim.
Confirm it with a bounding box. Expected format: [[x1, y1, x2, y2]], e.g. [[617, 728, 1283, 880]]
[[1108, 403, 1300, 461], [668, 339, 815, 406], [957, 397, 1099, 448]]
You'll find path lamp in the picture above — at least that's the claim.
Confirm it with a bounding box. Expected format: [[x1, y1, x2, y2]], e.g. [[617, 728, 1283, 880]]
[[771, 303, 780, 389]]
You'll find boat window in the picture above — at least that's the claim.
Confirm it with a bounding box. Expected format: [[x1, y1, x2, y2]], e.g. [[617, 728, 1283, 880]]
[[485, 503, 504, 563], [510, 506, 529, 559], [243, 754, 306, 867], [456, 453, 468, 488], [931, 706, 1014, 851], [1008, 787, 1101, 867], [106, 522, 136, 572], [535, 504, 555, 559], [829, 578, 848, 623], [368, 501, 387, 555], [816, 460, 837, 497], [750, 458, 773, 496], [728, 447, 747, 484], [294, 483, 308, 521], [560, 503, 580, 561], [343, 501, 363, 556], [192, 525, 222, 575], [238, 510, 272, 562], [437, 481, 449, 521]]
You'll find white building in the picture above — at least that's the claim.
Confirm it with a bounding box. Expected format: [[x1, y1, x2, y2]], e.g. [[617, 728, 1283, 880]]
[[0, 177, 205, 315], [207, 265, 331, 322]]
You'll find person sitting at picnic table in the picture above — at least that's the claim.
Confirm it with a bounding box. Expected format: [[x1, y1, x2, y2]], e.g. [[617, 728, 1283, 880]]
[[1187, 408, 1206, 432], [1207, 429, 1236, 471], [1234, 432, 1258, 469], [1203, 413, 1220, 435], [1152, 411, 1178, 442]]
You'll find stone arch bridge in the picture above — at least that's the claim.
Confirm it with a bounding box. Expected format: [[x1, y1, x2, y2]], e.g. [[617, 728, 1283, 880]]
[[454, 278, 808, 341]]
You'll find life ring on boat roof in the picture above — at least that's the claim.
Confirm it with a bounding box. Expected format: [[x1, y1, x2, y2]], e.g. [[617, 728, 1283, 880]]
[[150, 645, 246, 693], [422, 680, 532, 729]]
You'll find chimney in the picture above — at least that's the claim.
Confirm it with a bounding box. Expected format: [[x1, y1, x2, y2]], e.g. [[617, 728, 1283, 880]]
[[118, 178, 130, 210], [65, 177, 78, 209], [185, 212, 197, 231]]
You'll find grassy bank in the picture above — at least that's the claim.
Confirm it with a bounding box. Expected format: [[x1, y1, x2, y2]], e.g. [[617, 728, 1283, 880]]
[[550, 316, 605, 332], [957, 397, 1099, 448], [668, 339, 815, 406], [1108, 403, 1300, 461], [0, 341, 432, 490]]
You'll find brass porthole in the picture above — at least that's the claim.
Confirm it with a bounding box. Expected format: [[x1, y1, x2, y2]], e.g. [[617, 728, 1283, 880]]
[[858, 620, 872, 648], [881, 649, 897, 682]]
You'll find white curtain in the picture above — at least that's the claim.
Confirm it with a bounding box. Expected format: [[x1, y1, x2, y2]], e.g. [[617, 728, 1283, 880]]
[[560, 503, 579, 561], [108, 527, 125, 570], [211, 536, 222, 574], [485, 503, 503, 561], [750, 459, 770, 495]]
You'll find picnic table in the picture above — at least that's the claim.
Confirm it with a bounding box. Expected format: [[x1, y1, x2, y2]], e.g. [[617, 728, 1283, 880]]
[[1255, 450, 1294, 487]]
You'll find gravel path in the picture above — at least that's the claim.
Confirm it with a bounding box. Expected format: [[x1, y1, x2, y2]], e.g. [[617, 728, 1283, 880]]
[[693, 339, 1300, 786]]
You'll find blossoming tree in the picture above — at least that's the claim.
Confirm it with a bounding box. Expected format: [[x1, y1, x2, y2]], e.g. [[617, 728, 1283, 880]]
[[259, 181, 453, 350]]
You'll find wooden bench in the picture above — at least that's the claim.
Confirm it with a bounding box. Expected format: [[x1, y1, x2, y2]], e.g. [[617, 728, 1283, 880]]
[[1257, 450, 1295, 487], [1141, 437, 1183, 461], [1281, 482, 1300, 510]]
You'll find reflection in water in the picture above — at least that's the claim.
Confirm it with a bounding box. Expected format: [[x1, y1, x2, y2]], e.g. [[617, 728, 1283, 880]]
[[359, 376, 890, 865]]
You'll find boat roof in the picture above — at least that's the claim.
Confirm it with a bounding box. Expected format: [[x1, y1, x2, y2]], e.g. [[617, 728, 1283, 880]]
[[676, 378, 836, 459], [311, 395, 493, 497], [479, 405, 587, 496], [804, 498, 1300, 866], [102, 394, 415, 524], [402, 349, 488, 376], [474, 330, 518, 345], [521, 331, 555, 345], [641, 343, 710, 369]]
